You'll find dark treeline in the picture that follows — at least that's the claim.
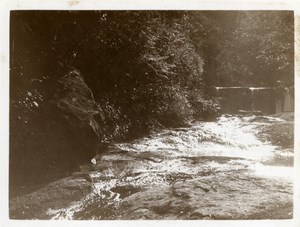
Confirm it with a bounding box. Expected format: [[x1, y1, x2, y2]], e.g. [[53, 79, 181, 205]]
[[9, 11, 293, 193], [200, 11, 294, 87]]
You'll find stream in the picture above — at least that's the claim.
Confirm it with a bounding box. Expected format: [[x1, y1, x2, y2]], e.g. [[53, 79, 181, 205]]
[[10, 115, 294, 220]]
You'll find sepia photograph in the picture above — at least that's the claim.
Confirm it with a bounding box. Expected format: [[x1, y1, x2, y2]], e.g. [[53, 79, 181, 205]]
[[1, 0, 299, 226]]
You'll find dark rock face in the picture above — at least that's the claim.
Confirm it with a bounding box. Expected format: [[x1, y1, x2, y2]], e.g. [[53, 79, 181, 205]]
[[10, 69, 102, 196]]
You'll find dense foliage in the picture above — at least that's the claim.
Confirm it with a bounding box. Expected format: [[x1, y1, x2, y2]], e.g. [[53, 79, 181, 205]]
[[10, 11, 208, 190], [188, 11, 294, 87]]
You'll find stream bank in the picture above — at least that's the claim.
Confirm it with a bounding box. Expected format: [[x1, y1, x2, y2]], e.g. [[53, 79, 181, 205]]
[[9, 113, 294, 220]]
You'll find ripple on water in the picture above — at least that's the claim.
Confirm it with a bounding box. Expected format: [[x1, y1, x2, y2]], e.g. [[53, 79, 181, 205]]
[[115, 115, 278, 162]]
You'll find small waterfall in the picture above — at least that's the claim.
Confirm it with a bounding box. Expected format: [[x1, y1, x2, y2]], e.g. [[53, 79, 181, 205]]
[[249, 88, 255, 114], [249, 87, 273, 114], [215, 87, 220, 97], [211, 86, 275, 114]]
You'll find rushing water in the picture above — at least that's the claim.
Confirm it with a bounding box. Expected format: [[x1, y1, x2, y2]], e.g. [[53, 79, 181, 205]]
[[11, 115, 293, 220]]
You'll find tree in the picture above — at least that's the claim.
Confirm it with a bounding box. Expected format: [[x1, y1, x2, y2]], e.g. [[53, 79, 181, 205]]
[[187, 11, 294, 87]]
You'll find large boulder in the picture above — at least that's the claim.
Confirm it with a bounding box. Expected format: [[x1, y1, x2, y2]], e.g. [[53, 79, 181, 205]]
[[10, 69, 102, 195]]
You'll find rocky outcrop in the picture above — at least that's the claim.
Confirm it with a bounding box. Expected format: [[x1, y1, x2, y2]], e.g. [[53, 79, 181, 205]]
[[10, 69, 102, 196]]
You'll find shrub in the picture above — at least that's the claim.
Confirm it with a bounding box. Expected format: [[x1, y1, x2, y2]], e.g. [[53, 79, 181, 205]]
[[194, 98, 221, 121]]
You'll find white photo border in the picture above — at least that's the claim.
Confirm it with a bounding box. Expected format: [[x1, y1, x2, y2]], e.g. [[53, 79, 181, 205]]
[[1, 0, 299, 226]]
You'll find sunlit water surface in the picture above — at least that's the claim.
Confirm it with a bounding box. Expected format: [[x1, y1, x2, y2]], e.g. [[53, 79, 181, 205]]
[[48, 115, 293, 220]]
